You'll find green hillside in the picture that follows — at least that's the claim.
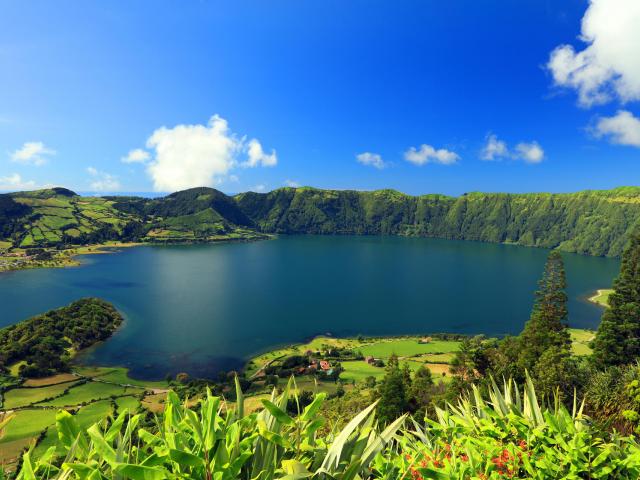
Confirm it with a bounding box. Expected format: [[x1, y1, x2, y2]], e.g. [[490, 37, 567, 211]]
[[2, 185, 640, 256], [236, 186, 640, 257], [0, 187, 264, 249]]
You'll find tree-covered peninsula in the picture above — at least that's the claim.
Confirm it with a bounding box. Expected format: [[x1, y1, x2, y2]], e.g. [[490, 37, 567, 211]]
[[0, 298, 123, 378]]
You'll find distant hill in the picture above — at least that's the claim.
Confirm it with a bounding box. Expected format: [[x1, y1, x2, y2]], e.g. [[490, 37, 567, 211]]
[[0, 187, 262, 248], [2, 186, 640, 256]]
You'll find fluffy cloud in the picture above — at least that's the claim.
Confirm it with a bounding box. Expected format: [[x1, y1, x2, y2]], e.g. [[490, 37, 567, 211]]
[[594, 110, 640, 147], [251, 184, 267, 192], [547, 0, 640, 107], [244, 138, 277, 168], [404, 144, 459, 166], [10, 142, 55, 166], [0, 173, 36, 190], [142, 115, 277, 191], [514, 142, 545, 164], [121, 148, 150, 164], [480, 134, 545, 164], [284, 179, 300, 188], [356, 152, 386, 169], [87, 167, 121, 191], [480, 134, 509, 160]]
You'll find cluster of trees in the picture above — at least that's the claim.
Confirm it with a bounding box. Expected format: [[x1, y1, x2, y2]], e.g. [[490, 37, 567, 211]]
[[376, 356, 439, 423], [0, 298, 123, 377]]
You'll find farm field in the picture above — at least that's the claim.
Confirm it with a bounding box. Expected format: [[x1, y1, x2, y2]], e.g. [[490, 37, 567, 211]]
[[0, 366, 167, 466]]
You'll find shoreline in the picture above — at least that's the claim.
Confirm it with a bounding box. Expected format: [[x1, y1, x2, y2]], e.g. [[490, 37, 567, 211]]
[[0, 234, 274, 274], [588, 288, 613, 307]]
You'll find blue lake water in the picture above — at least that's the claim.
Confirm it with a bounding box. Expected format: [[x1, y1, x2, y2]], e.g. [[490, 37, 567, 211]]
[[0, 236, 620, 379]]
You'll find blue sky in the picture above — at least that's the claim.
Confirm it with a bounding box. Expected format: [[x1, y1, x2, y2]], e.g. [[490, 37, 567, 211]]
[[1, 0, 639, 196]]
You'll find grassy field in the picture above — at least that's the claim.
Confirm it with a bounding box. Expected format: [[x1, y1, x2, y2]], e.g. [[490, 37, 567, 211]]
[[589, 289, 613, 307], [40, 382, 143, 407], [73, 366, 168, 388], [23, 374, 77, 387], [115, 395, 141, 414], [570, 328, 596, 356], [0, 366, 166, 466], [2, 381, 80, 409], [357, 338, 460, 359], [0, 409, 56, 464]]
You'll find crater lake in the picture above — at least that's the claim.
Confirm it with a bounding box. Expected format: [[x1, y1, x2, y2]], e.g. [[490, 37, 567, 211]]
[[0, 236, 620, 379]]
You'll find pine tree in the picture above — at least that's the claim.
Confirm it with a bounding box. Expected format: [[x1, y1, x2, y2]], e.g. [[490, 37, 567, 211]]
[[519, 250, 571, 369], [376, 354, 407, 424], [592, 235, 640, 367]]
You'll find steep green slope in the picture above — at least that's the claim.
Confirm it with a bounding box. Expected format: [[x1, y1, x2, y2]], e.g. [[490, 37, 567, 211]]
[[235, 186, 640, 256]]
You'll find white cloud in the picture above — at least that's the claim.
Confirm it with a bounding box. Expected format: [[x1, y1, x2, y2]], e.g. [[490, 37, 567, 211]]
[[0, 173, 36, 190], [480, 134, 545, 164], [143, 115, 276, 191], [251, 184, 267, 192], [87, 167, 121, 191], [594, 110, 640, 147], [547, 0, 640, 107], [480, 134, 509, 161], [284, 179, 300, 188], [9, 141, 55, 166], [244, 138, 277, 168], [121, 148, 150, 164], [404, 144, 459, 166], [356, 152, 386, 169], [514, 142, 545, 164]]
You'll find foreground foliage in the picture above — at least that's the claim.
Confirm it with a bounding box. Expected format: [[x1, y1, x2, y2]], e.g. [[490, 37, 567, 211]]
[[14, 376, 640, 479]]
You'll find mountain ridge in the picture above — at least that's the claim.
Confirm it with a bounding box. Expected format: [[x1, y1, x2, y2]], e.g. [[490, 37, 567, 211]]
[[1, 185, 640, 256]]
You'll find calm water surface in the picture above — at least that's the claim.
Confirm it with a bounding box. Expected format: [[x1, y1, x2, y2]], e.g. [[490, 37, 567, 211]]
[[0, 236, 620, 379]]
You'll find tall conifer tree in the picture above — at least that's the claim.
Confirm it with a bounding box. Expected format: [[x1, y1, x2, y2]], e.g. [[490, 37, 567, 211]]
[[592, 235, 640, 367], [519, 251, 571, 368]]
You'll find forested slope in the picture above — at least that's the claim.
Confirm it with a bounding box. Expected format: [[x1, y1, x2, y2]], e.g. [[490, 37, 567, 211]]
[[236, 186, 640, 256]]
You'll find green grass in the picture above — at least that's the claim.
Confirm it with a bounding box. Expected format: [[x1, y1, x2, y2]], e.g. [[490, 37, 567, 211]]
[[590, 289, 613, 307], [357, 339, 460, 359], [0, 409, 56, 444], [570, 328, 595, 356], [40, 382, 143, 407], [340, 361, 384, 383], [115, 396, 141, 414], [73, 366, 168, 388], [2, 382, 80, 409], [419, 352, 456, 363], [75, 400, 113, 427]]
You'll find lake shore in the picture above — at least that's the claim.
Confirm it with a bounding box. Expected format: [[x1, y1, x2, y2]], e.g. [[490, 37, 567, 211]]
[[588, 289, 613, 307], [0, 234, 274, 273]]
